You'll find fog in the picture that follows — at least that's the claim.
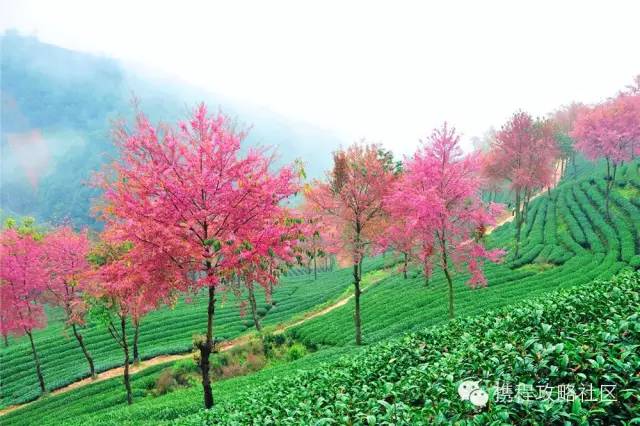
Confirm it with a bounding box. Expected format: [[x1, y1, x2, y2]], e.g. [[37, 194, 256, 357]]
[[2, 0, 640, 155]]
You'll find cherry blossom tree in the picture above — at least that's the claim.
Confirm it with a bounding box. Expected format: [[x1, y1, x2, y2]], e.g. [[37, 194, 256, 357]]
[[378, 217, 416, 280], [230, 213, 302, 331], [484, 112, 558, 257], [95, 104, 299, 409], [42, 226, 96, 378], [397, 124, 505, 319], [571, 93, 640, 216], [298, 204, 331, 280], [305, 144, 397, 345], [0, 225, 48, 394], [87, 232, 178, 405]]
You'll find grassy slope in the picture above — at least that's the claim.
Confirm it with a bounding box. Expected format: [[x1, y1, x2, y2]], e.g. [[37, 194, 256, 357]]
[[0, 257, 388, 407], [3, 159, 640, 425]]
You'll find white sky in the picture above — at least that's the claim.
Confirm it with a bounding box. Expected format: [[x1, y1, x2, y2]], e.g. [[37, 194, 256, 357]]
[[2, 0, 639, 155]]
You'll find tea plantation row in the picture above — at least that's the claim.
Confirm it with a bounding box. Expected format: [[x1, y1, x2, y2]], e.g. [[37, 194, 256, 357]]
[[188, 270, 640, 424], [289, 161, 640, 347], [0, 257, 388, 407], [2, 159, 639, 423]]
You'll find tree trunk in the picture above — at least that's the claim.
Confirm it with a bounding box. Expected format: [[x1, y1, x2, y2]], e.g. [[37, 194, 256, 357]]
[[72, 323, 96, 378], [26, 330, 46, 394], [199, 285, 216, 409], [3, 334, 8, 347], [514, 190, 523, 258], [313, 249, 317, 280], [403, 252, 408, 279], [132, 319, 140, 364], [605, 158, 612, 219], [353, 262, 362, 345], [523, 189, 531, 219], [247, 282, 261, 331], [423, 257, 430, 286], [441, 246, 455, 320], [120, 317, 132, 405]]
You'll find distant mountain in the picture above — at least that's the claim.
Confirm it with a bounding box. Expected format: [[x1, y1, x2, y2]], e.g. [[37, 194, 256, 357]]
[[1, 31, 342, 228]]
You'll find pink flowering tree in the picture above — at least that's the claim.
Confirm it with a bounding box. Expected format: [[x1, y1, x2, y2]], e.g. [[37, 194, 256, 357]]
[[0, 223, 48, 394], [95, 104, 299, 409], [42, 226, 96, 378], [484, 112, 558, 257], [87, 231, 178, 405], [377, 204, 418, 284], [572, 94, 640, 216], [230, 213, 302, 331], [393, 124, 505, 319], [305, 144, 398, 345], [298, 203, 331, 280]]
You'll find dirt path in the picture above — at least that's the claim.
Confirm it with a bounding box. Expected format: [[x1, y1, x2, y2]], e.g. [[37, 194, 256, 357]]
[[0, 271, 387, 417], [2, 172, 564, 417]]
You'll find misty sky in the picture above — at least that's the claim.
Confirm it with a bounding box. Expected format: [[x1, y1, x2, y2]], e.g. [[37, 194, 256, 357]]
[[2, 0, 639, 155]]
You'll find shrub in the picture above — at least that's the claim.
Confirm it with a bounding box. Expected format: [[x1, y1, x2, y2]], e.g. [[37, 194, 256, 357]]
[[171, 359, 198, 376], [286, 343, 307, 361], [152, 370, 178, 396]]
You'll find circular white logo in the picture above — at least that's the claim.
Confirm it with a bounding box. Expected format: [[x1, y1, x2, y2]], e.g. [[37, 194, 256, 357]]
[[458, 380, 480, 400], [458, 380, 488, 408]]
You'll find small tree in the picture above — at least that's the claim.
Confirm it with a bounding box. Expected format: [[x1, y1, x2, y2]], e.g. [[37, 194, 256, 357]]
[[231, 214, 302, 331], [299, 205, 330, 280], [305, 144, 397, 345], [572, 94, 640, 217], [87, 236, 174, 405], [42, 226, 96, 378], [551, 103, 584, 179], [0, 225, 48, 394], [392, 124, 505, 319], [485, 112, 558, 257], [378, 194, 421, 281]]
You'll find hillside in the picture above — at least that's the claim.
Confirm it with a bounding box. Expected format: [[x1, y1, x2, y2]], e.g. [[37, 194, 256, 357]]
[[0, 257, 388, 407], [201, 270, 640, 425], [2, 159, 639, 425], [0, 32, 343, 228]]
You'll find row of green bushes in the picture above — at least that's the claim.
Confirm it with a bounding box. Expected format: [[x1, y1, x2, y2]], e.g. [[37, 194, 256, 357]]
[[189, 271, 640, 424]]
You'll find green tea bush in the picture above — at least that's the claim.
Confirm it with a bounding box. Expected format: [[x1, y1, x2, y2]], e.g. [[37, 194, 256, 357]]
[[286, 343, 307, 362], [194, 271, 639, 425]]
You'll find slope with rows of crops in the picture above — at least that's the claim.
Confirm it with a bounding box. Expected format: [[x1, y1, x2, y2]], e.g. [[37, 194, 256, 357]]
[[3, 159, 639, 425], [0, 257, 387, 407]]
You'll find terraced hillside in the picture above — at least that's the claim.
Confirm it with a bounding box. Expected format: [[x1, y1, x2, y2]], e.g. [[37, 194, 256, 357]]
[[198, 270, 640, 425], [2, 159, 639, 425], [0, 257, 387, 407], [290, 159, 640, 346]]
